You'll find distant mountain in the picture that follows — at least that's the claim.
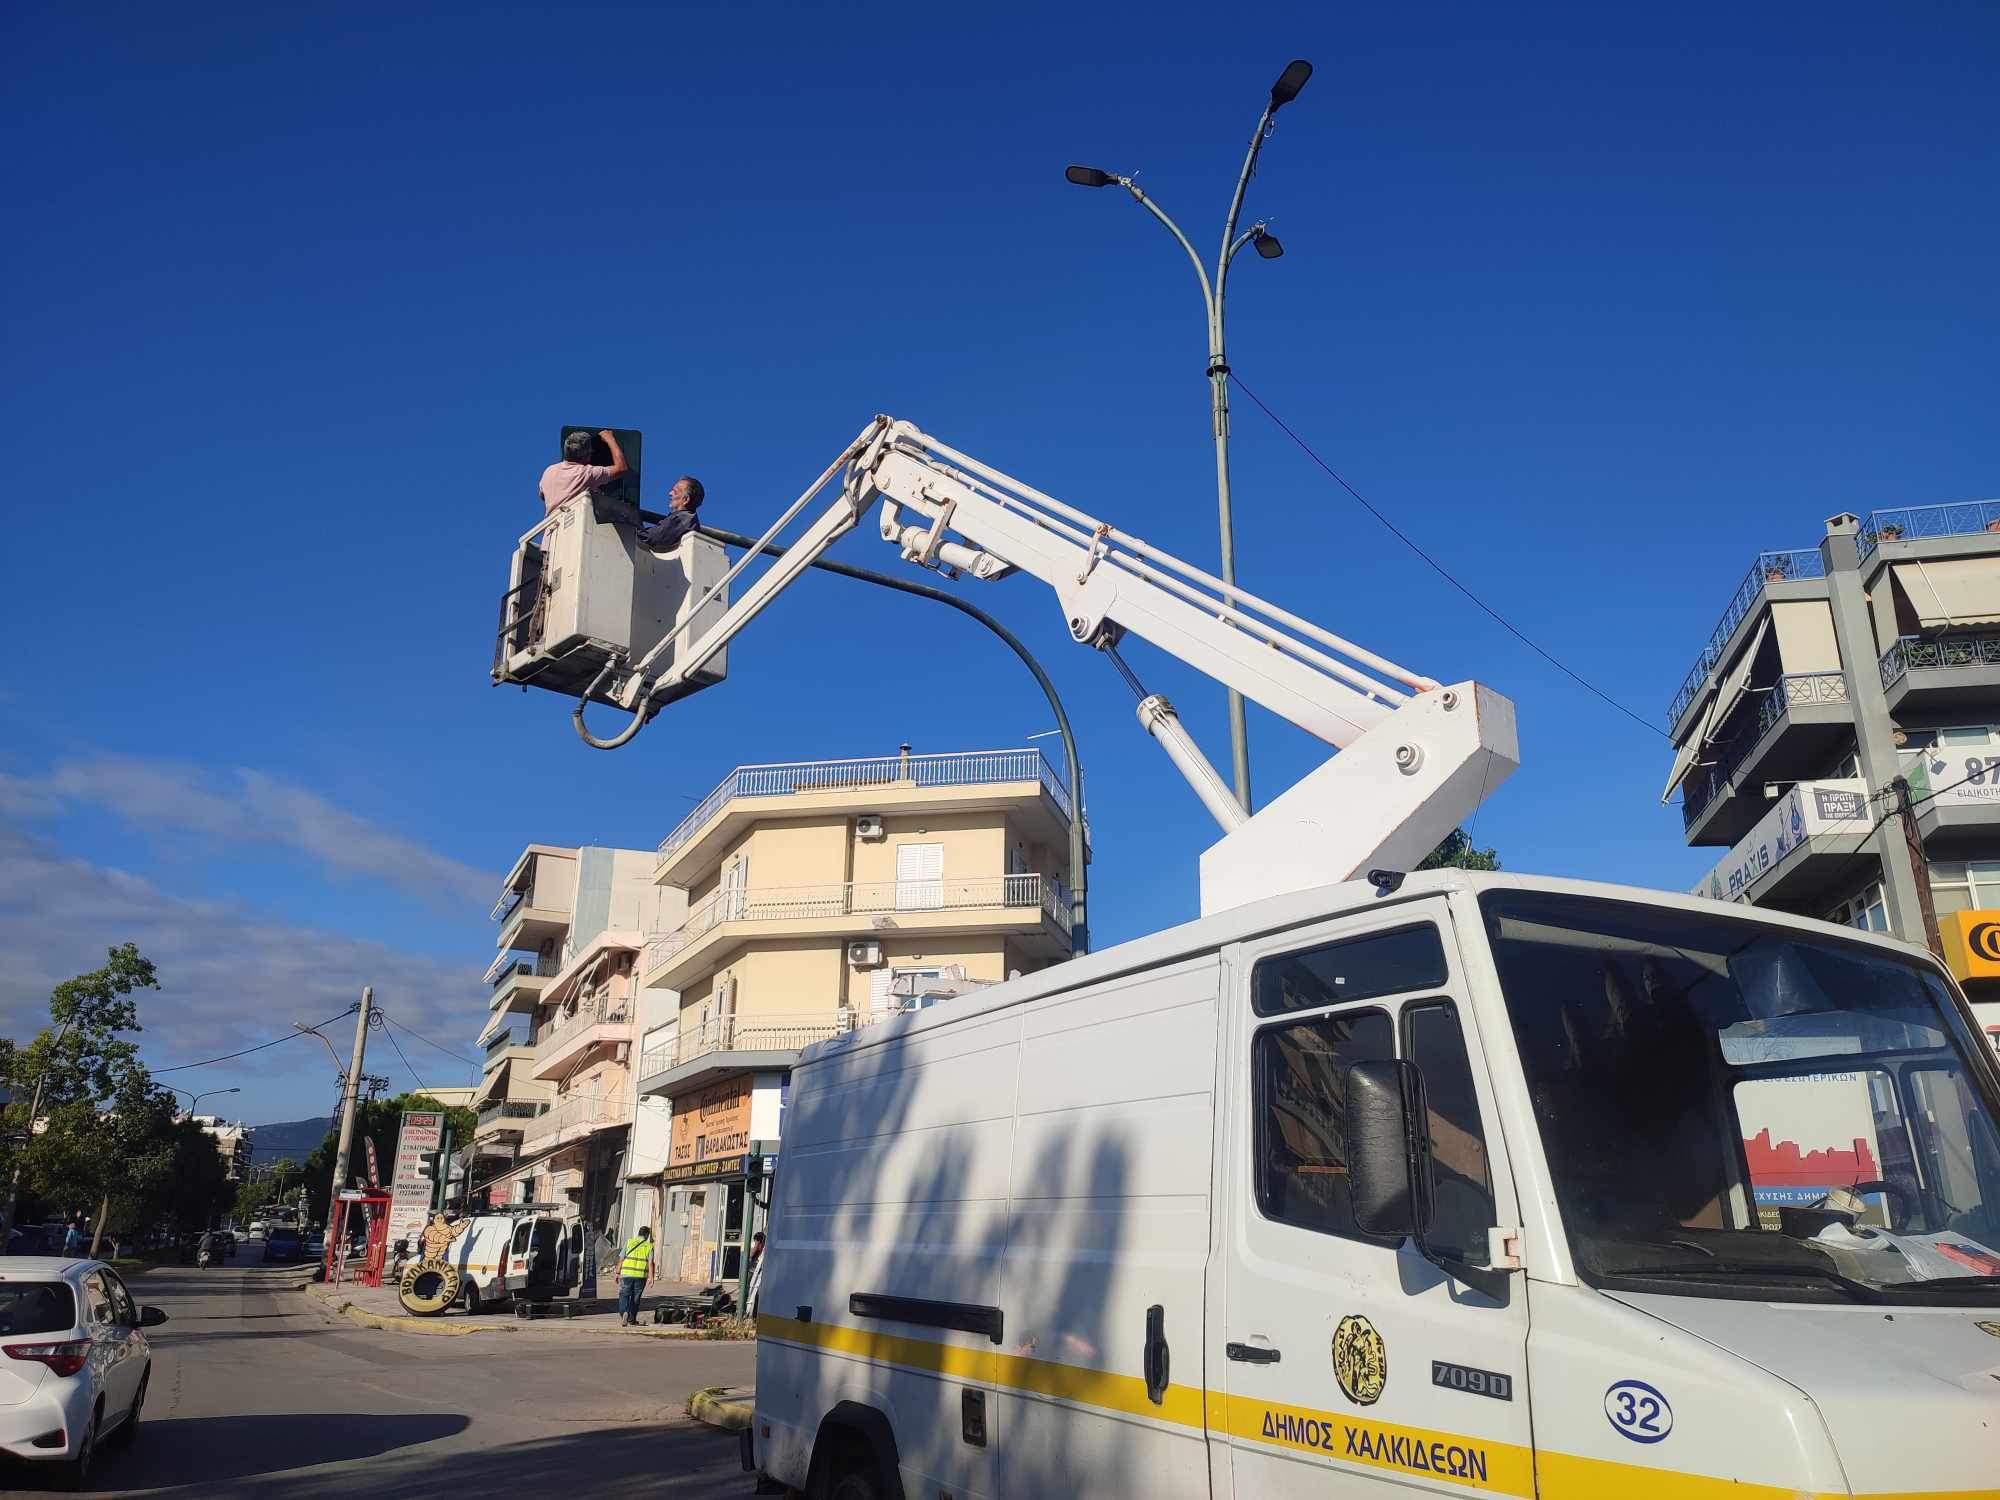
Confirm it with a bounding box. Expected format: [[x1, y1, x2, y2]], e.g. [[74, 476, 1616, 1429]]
[[246, 1115, 334, 1167]]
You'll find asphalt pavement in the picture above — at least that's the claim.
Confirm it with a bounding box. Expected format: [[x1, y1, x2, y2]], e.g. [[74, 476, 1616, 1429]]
[[0, 1246, 757, 1497]]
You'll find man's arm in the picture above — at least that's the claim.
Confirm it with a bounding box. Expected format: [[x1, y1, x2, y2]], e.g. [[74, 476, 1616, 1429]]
[[598, 429, 630, 481]]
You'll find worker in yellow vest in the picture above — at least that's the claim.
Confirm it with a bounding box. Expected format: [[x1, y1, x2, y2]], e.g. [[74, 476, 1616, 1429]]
[[617, 1226, 654, 1325]]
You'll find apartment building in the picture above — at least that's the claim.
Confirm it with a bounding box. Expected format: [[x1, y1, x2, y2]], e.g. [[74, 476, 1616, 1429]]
[[190, 1115, 251, 1182], [627, 746, 1078, 1285], [473, 843, 686, 1226], [1663, 501, 2000, 1045]]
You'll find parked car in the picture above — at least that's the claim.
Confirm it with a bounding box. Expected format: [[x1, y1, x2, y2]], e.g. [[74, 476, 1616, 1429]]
[[6, 1226, 55, 1257], [262, 1228, 307, 1265], [0, 1257, 166, 1487]]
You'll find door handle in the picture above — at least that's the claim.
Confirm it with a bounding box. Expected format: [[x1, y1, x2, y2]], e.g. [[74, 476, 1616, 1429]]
[[1227, 1340, 1282, 1364], [1143, 1305, 1170, 1404]]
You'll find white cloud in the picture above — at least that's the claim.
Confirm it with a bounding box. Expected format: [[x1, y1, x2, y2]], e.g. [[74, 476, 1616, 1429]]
[[0, 822, 482, 1087], [1, 754, 488, 908]]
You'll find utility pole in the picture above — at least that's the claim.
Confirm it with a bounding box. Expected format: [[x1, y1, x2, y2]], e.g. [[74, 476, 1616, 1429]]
[[1892, 776, 1946, 957], [327, 987, 372, 1223]]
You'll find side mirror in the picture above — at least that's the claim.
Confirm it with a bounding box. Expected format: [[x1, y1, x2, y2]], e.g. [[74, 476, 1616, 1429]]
[[140, 1306, 168, 1328], [1346, 1059, 1434, 1238]]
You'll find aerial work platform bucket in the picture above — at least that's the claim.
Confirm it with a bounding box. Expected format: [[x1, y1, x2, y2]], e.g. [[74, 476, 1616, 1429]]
[[493, 496, 730, 711]]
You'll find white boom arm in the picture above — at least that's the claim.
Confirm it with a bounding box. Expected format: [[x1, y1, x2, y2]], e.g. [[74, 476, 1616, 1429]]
[[619, 415, 1518, 914]]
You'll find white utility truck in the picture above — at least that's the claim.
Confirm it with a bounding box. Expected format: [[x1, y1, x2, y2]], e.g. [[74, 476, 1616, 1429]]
[[496, 418, 2000, 1498]]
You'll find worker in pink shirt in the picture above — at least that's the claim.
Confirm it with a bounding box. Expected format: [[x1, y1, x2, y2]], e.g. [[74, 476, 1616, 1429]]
[[538, 429, 629, 533]]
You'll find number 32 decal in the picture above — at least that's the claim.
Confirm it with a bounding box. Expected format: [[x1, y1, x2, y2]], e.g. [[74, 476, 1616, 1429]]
[[1604, 1379, 1674, 1443]]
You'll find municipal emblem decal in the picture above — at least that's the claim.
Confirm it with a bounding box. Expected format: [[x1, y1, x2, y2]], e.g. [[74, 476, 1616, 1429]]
[[1976, 1320, 2000, 1339], [1332, 1314, 1388, 1406]]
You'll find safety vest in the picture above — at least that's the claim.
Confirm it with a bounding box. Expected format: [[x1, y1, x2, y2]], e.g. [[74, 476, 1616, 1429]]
[[620, 1235, 654, 1278]]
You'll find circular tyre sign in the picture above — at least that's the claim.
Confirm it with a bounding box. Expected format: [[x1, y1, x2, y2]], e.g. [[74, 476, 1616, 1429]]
[[398, 1262, 462, 1316], [1603, 1380, 1672, 1443]]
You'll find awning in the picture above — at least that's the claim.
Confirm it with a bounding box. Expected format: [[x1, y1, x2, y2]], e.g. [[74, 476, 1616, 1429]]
[[474, 1054, 512, 1107], [1893, 560, 2000, 629], [1770, 600, 1841, 674], [1706, 617, 1771, 740], [1661, 689, 1716, 803]]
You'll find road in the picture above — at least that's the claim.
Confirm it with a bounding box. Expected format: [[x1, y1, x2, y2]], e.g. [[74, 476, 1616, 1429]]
[[0, 1254, 757, 1497]]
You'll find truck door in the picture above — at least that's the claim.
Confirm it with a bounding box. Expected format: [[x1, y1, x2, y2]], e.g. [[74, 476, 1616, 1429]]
[[1218, 903, 1534, 1497]]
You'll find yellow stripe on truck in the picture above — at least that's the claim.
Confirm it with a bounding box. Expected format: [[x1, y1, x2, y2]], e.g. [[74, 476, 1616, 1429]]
[[755, 1315, 2000, 1500]]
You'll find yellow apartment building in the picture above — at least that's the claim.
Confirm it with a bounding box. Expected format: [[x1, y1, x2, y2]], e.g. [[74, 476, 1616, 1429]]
[[625, 746, 1077, 1285]]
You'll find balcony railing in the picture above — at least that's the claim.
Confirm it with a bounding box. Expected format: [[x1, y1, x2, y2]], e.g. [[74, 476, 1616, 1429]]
[[483, 1026, 528, 1056], [655, 749, 1074, 872], [1880, 632, 2000, 690], [1667, 549, 1828, 729], [639, 1007, 902, 1079], [535, 991, 632, 1060], [476, 1100, 545, 1129], [491, 885, 526, 925], [1860, 499, 2000, 560], [519, 1090, 631, 1152], [1680, 670, 1851, 830], [644, 872, 1070, 973]]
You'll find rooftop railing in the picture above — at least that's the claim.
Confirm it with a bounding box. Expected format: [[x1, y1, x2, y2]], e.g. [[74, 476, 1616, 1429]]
[[1880, 631, 2000, 690], [1860, 500, 2000, 560], [1667, 549, 1827, 730], [643, 872, 1070, 974], [655, 749, 1073, 872]]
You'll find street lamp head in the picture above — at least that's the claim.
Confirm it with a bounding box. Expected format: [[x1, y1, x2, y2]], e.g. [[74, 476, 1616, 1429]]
[[1269, 59, 1313, 109], [1065, 164, 1119, 189], [1252, 227, 1284, 259]]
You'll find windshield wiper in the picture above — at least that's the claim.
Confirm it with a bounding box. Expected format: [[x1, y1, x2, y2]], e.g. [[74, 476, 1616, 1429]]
[[1882, 1275, 2000, 1298], [1612, 1260, 1884, 1303]]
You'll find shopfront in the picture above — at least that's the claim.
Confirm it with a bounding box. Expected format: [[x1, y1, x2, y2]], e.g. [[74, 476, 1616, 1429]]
[[1938, 908, 2000, 1054], [655, 1073, 783, 1284]]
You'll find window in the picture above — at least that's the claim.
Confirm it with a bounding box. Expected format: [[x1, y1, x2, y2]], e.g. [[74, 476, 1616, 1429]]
[[1828, 881, 1889, 933], [510, 1221, 532, 1256], [1252, 925, 1448, 1017], [1930, 861, 2000, 916], [894, 842, 944, 910], [1403, 1002, 1497, 1264], [0, 1283, 75, 1337], [81, 1272, 113, 1327], [1253, 1008, 1396, 1241]]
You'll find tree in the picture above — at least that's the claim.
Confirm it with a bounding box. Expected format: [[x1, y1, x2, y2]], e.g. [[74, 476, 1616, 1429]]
[[299, 1093, 478, 1219], [1417, 828, 1501, 872]]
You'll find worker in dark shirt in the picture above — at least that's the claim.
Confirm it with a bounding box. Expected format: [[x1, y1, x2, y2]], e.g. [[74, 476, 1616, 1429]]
[[638, 475, 706, 552]]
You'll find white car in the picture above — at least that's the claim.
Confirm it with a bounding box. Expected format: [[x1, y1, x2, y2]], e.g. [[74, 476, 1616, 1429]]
[[0, 1258, 164, 1488]]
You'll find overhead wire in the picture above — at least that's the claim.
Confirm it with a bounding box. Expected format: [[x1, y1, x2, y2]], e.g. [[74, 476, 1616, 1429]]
[[153, 1004, 360, 1074], [1228, 370, 1669, 742], [381, 1014, 478, 1070]]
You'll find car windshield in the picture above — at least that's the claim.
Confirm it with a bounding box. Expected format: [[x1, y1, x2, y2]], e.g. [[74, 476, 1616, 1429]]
[[1481, 890, 2000, 1305], [0, 1282, 77, 1336]]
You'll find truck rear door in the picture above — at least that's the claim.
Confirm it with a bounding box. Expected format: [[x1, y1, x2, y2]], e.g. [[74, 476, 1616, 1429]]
[[1217, 900, 1534, 1497]]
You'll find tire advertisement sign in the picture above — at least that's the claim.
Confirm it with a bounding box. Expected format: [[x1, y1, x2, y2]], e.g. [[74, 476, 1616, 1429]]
[[386, 1111, 444, 1250]]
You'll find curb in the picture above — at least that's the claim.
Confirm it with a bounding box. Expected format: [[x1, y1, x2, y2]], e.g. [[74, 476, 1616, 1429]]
[[688, 1386, 753, 1432], [303, 1285, 509, 1337]]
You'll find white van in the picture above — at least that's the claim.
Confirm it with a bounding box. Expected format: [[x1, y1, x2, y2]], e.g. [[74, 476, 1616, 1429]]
[[751, 870, 2000, 1498], [435, 1210, 573, 1313]]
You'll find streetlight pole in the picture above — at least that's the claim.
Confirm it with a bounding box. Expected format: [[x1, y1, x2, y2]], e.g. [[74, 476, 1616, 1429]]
[[1066, 58, 1313, 815], [167, 1086, 241, 1120]]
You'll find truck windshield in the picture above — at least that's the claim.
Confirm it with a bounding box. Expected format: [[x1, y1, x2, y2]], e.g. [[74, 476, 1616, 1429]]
[[1480, 889, 2000, 1305]]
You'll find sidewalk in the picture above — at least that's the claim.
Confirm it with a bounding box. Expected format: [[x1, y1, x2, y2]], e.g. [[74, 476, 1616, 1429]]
[[307, 1276, 749, 1340]]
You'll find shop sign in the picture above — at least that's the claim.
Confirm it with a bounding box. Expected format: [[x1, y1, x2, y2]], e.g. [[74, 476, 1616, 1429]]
[[1692, 780, 1867, 905], [670, 1075, 753, 1168], [1941, 909, 2000, 982], [386, 1111, 444, 1249], [661, 1152, 751, 1186]]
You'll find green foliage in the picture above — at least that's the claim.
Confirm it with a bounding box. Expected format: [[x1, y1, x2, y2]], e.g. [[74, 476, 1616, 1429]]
[[1, 945, 228, 1235], [1416, 828, 1501, 872]]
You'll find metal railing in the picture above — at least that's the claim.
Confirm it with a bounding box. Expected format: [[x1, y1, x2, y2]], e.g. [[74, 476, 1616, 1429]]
[[1881, 632, 2000, 690], [483, 1026, 528, 1055], [534, 991, 632, 1061], [655, 749, 1074, 871], [639, 1007, 901, 1078], [1667, 549, 1827, 729], [1752, 671, 1849, 740], [644, 873, 1069, 973], [1860, 499, 2000, 559], [491, 886, 525, 925], [519, 1090, 631, 1151]]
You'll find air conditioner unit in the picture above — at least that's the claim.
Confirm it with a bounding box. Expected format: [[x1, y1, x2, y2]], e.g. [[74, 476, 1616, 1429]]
[[855, 815, 886, 841], [847, 939, 884, 969]]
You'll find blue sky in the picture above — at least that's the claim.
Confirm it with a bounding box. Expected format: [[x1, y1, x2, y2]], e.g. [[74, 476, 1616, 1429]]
[[3, 1, 1994, 1125]]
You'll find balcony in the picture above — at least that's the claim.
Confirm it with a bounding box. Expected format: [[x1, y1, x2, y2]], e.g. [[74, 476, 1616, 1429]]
[[1667, 549, 1827, 734], [638, 1006, 903, 1097], [495, 901, 568, 957], [1860, 499, 2000, 560], [531, 991, 634, 1081], [654, 748, 1076, 886], [519, 1091, 632, 1156], [1679, 671, 1856, 846], [641, 872, 1072, 991], [1879, 633, 2000, 715], [477, 1099, 545, 1129], [486, 957, 556, 1015]]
